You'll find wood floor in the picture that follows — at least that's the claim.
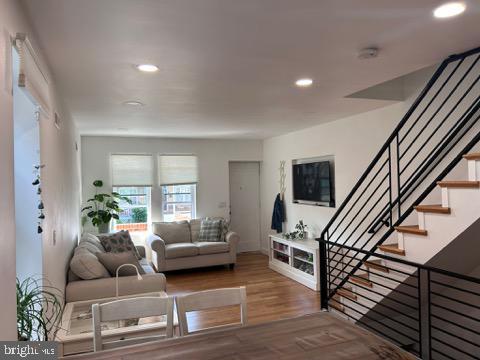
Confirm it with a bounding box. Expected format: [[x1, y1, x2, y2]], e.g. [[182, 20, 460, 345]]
[[165, 252, 321, 332]]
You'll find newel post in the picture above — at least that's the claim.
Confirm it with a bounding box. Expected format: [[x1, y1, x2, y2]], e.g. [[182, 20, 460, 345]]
[[319, 235, 329, 311]]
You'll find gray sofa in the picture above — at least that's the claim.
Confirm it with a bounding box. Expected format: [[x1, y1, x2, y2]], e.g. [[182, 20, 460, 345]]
[[147, 219, 239, 272], [66, 234, 166, 303]]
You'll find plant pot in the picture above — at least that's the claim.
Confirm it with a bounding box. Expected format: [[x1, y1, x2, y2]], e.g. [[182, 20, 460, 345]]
[[97, 221, 110, 234]]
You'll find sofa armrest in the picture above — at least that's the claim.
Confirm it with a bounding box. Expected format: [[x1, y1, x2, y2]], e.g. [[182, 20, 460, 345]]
[[135, 245, 146, 258], [65, 273, 167, 303], [146, 233, 166, 272], [226, 231, 239, 263]]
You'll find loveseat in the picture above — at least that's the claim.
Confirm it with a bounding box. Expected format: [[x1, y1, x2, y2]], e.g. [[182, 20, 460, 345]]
[[147, 219, 239, 272], [66, 233, 166, 303]]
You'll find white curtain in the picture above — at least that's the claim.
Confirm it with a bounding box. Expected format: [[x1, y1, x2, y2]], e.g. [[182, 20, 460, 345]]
[[158, 155, 198, 186], [14, 34, 51, 115], [111, 154, 153, 186]]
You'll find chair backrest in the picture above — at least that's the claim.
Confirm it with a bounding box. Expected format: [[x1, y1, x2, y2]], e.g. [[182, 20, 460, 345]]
[[175, 286, 247, 336], [92, 296, 174, 352]]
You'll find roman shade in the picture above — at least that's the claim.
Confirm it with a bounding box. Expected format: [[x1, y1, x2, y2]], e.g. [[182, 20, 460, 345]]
[[14, 33, 51, 115], [111, 154, 153, 186], [158, 155, 198, 185]]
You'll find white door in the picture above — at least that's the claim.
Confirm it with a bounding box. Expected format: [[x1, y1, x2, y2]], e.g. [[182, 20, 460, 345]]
[[229, 162, 261, 252]]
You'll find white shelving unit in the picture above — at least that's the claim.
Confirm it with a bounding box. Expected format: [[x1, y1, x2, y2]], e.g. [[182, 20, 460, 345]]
[[268, 234, 320, 291]]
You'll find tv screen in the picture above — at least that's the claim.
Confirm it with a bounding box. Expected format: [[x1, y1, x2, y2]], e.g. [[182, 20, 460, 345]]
[[293, 161, 332, 204]]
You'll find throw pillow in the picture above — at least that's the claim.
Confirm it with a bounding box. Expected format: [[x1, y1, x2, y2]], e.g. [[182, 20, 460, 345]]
[[70, 248, 111, 280], [220, 218, 230, 242], [197, 219, 222, 242], [80, 233, 106, 253], [98, 230, 141, 259], [206, 217, 230, 242], [97, 252, 146, 277]]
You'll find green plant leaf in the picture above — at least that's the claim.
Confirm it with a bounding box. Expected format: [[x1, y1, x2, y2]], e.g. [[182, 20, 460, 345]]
[[93, 180, 103, 187]]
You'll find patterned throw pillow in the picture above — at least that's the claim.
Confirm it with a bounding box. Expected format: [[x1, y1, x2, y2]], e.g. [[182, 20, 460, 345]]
[[206, 217, 230, 242], [98, 230, 141, 259], [220, 218, 230, 242], [97, 252, 146, 277], [198, 219, 222, 242]]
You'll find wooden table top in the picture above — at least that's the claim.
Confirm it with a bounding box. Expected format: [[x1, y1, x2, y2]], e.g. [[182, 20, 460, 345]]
[[62, 312, 414, 360]]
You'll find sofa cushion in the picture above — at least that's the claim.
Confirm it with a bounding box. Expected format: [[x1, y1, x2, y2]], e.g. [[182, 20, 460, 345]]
[[97, 252, 146, 277], [198, 219, 222, 242], [70, 248, 111, 280], [98, 230, 141, 259], [195, 241, 229, 255], [165, 243, 199, 259], [153, 221, 191, 245], [80, 233, 106, 253], [139, 258, 155, 274], [190, 219, 202, 243]]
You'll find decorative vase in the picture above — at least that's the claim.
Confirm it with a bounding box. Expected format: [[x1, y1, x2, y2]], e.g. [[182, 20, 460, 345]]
[[97, 221, 110, 234]]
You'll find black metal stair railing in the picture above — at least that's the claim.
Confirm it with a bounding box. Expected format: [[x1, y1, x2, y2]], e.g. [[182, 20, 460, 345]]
[[319, 239, 480, 359], [317, 46, 480, 306]]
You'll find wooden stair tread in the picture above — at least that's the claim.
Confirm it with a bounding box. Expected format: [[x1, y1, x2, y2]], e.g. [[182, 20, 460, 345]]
[[437, 180, 480, 188], [351, 273, 373, 287], [378, 243, 406, 256], [329, 301, 344, 312], [394, 225, 427, 236], [337, 287, 357, 301], [414, 204, 451, 214], [365, 260, 389, 273], [463, 153, 480, 160]]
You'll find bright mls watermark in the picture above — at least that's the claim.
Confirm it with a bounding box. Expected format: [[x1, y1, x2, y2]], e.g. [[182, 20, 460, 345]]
[[1, 342, 57, 359]]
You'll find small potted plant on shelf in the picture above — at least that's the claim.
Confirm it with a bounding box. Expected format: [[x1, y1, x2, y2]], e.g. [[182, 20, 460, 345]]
[[284, 220, 308, 240], [81, 180, 132, 233]]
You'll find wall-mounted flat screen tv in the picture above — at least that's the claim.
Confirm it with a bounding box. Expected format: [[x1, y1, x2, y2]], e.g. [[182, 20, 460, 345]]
[[293, 160, 334, 206]]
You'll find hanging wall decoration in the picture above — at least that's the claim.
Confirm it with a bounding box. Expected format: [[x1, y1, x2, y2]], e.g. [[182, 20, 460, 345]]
[[33, 164, 45, 234]]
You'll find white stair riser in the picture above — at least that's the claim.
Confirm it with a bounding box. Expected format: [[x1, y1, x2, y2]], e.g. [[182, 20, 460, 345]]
[[467, 159, 477, 181], [402, 187, 480, 264], [418, 212, 425, 231], [441, 187, 449, 207]]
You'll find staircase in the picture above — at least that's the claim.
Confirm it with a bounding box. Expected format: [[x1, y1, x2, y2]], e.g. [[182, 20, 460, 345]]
[[318, 46, 480, 360]]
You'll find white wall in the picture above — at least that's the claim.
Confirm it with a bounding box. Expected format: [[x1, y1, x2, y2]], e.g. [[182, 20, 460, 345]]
[[81, 136, 263, 230], [0, 0, 81, 339], [261, 102, 407, 251]]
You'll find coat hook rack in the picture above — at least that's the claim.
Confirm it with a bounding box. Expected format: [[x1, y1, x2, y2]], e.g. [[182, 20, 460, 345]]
[[279, 160, 286, 200]]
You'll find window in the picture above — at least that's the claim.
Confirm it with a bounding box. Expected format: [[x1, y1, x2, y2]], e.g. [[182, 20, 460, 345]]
[[113, 186, 151, 232], [162, 184, 196, 221], [111, 154, 154, 232], [158, 155, 198, 222]]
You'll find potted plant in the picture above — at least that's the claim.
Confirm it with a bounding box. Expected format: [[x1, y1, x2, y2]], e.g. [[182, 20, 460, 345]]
[[295, 220, 308, 239], [17, 277, 64, 341], [284, 220, 308, 240], [81, 180, 132, 233]]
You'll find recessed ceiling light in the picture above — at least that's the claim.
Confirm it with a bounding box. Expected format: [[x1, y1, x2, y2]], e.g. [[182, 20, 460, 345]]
[[122, 100, 144, 106], [433, 2, 466, 18], [136, 64, 159, 72], [295, 78, 313, 87]]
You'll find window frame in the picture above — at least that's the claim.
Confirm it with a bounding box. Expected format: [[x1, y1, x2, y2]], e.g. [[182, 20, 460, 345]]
[[161, 183, 197, 222], [112, 185, 152, 232]]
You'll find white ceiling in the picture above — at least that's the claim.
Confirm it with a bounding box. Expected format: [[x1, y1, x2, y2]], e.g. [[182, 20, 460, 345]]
[[22, 0, 480, 139]]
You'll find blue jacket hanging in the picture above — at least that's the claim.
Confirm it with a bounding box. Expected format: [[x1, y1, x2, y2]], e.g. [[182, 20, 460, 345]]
[[271, 193, 285, 233]]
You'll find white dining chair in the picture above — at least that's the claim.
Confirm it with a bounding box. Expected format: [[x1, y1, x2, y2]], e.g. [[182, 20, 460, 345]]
[[92, 296, 174, 352], [175, 286, 247, 336]]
